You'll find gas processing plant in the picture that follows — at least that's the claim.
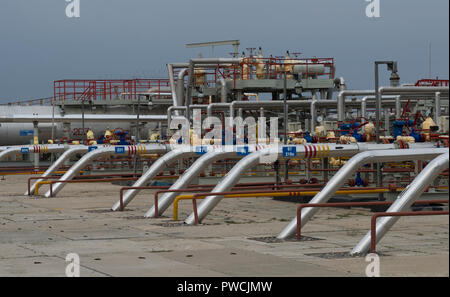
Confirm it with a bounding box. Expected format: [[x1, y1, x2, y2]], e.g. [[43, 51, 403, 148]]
[[0, 40, 448, 273]]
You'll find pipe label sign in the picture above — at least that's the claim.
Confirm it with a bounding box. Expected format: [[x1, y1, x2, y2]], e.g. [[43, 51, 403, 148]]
[[88, 146, 98, 152], [237, 146, 249, 156], [195, 146, 207, 155], [20, 130, 34, 136], [283, 146, 297, 157], [115, 146, 126, 154], [21, 148, 30, 154]]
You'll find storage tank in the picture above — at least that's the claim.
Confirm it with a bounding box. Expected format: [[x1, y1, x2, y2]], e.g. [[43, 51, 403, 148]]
[[0, 105, 157, 145]]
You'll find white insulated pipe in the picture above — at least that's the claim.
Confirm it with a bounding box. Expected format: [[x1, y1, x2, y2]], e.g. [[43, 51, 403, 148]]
[[144, 150, 241, 218], [277, 147, 448, 239], [183, 143, 405, 225], [351, 151, 449, 255], [25, 145, 88, 195], [111, 149, 197, 211], [44, 144, 168, 198], [0, 144, 67, 162]]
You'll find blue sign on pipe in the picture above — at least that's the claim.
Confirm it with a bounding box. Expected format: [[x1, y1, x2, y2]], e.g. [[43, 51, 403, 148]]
[[88, 146, 98, 152], [237, 146, 249, 156], [20, 130, 34, 136], [195, 146, 207, 155], [282, 146, 297, 157], [21, 148, 30, 154], [115, 146, 125, 154]]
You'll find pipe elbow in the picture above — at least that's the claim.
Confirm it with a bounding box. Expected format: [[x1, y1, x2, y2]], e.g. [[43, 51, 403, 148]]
[[378, 86, 387, 94]]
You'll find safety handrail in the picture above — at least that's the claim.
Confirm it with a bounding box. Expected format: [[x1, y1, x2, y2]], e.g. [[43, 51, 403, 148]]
[[28, 172, 142, 196], [370, 210, 449, 253], [156, 183, 325, 219], [191, 188, 394, 225]]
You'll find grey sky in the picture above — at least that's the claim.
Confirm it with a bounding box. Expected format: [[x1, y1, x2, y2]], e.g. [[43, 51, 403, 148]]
[[0, 0, 448, 103]]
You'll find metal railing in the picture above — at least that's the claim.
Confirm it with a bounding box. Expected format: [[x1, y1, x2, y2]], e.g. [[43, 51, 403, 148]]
[[53, 78, 170, 101], [370, 209, 449, 253], [296, 200, 449, 240]]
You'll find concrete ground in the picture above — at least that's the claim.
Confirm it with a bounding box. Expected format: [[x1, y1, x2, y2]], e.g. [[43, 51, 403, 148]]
[[0, 175, 448, 277]]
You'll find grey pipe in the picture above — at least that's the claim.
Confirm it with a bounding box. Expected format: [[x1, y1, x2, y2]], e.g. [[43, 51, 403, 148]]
[[218, 78, 228, 103], [167, 64, 179, 113], [379, 86, 449, 96], [395, 95, 401, 119], [148, 92, 172, 99], [176, 68, 189, 106], [360, 96, 399, 119], [338, 87, 449, 122], [227, 99, 418, 128], [144, 150, 240, 218], [25, 145, 88, 195], [111, 149, 197, 211], [189, 105, 208, 111], [277, 147, 448, 239], [229, 100, 314, 119], [207, 103, 231, 118], [435, 92, 441, 123], [183, 143, 401, 225], [310, 97, 318, 133], [351, 151, 449, 255], [338, 90, 375, 122], [45, 144, 168, 198]]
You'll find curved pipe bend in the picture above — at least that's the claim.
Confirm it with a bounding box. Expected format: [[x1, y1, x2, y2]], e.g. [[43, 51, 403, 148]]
[[46, 144, 168, 198], [351, 151, 449, 255], [111, 149, 196, 211], [277, 148, 448, 239], [25, 145, 88, 195]]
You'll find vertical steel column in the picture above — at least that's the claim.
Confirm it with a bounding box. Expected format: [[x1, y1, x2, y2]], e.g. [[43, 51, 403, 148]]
[[33, 121, 39, 170], [435, 92, 441, 123], [283, 73, 289, 181], [375, 64, 380, 144]]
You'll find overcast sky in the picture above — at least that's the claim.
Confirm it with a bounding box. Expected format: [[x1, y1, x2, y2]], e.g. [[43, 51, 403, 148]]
[[0, 0, 448, 103]]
